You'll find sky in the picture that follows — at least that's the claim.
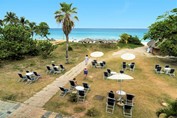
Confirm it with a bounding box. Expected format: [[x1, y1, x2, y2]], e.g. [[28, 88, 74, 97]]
[[0, 0, 176, 28]]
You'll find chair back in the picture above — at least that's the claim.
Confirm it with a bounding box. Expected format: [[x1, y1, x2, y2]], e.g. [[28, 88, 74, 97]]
[[103, 61, 106, 65], [170, 69, 175, 73], [54, 67, 59, 71], [126, 94, 135, 100], [26, 75, 31, 80], [120, 70, 124, 74], [130, 64, 135, 69], [52, 64, 55, 66], [69, 80, 76, 86], [18, 73, 23, 78], [93, 60, 97, 63], [107, 69, 111, 74], [100, 63, 104, 67], [46, 66, 51, 70], [155, 64, 159, 69], [156, 66, 162, 71], [78, 90, 85, 96], [165, 65, 169, 68], [26, 71, 29, 73], [104, 72, 109, 77], [59, 87, 65, 91], [108, 92, 115, 98], [33, 72, 38, 76], [124, 104, 132, 110], [60, 64, 64, 69], [83, 83, 89, 89], [123, 64, 126, 69], [123, 62, 126, 65]]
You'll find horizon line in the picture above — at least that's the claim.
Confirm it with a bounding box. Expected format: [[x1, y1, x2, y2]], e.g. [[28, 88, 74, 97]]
[[50, 27, 148, 29]]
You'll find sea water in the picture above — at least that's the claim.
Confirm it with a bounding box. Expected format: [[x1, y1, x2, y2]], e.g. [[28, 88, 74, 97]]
[[35, 28, 149, 43]]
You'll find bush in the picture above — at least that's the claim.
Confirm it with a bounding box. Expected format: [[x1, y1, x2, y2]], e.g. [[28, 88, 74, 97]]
[[119, 33, 142, 45], [86, 107, 100, 117], [37, 41, 57, 58], [68, 45, 73, 51]]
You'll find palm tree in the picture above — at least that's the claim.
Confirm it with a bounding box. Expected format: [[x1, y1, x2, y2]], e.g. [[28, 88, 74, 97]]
[[0, 19, 3, 26], [156, 99, 177, 118], [19, 17, 29, 27], [55, 2, 78, 64], [4, 12, 18, 25], [29, 22, 36, 39]]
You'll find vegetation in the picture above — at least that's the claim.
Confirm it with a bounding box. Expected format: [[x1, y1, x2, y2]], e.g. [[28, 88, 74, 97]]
[[119, 33, 142, 45], [0, 12, 54, 60], [156, 99, 177, 118], [86, 108, 100, 117], [55, 2, 79, 64], [144, 8, 177, 56]]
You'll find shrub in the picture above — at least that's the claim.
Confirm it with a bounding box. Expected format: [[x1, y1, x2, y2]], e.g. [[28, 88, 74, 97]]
[[86, 107, 100, 117], [119, 33, 142, 45], [37, 40, 57, 58], [69, 93, 77, 102], [68, 45, 73, 51]]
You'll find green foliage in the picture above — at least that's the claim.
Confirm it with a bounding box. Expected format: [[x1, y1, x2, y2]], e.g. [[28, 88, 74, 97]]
[[119, 33, 142, 45], [144, 8, 177, 56], [68, 45, 73, 51], [86, 107, 100, 117], [73, 106, 86, 113], [69, 93, 77, 102], [156, 99, 177, 118], [37, 41, 57, 58], [35, 22, 50, 40], [99, 43, 118, 49]]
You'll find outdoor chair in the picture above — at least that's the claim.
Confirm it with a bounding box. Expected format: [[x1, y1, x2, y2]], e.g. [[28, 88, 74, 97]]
[[129, 64, 135, 71], [18, 73, 27, 82], [120, 70, 124, 74], [103, 72, 109, 79], [123, 64, 127, 70], [165, 65, 170, 68], [107, 69, 111, 76], [77, 90, 86, 102], [155, 66, 163, 74], [93, 60, 97, 64], [125, 94, 135, 106], [46, 66, 54, 74], [91, 61, 96, 68], [26, 75, 36, 84], [69, 80, 76, 90], [53, 67, 61, 74], [97, 63, 104, 68], [123, 104, 133, 118], [154, 64, 160, 71], [123, 62, 126, 65], [60, 64, 65, 72], [168, 69, 175, 77], [83, 83, 90, 92], [106, 97, 116, 114], [59, 87, 69, 96], [103, 61, 106, 67], [26, 71, 30, 73], [33, 71, 41, 80], [108, 91, 115, 99]]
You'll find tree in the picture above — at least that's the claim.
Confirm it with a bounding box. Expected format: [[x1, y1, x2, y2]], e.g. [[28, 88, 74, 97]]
[[28, 22, 36, 39], [3, 12, 18, 25], [55, 2, 78, 63], [156, 99, 177, 118], [144, 8, 177, 56], [36, 22, 50, 40]]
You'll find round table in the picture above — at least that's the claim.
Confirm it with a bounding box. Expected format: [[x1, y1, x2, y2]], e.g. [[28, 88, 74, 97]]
[[116, 90, 126, 95], [75, 86, 84, 91], [26, 72, 34, 76], [116, 90, 126, 106]]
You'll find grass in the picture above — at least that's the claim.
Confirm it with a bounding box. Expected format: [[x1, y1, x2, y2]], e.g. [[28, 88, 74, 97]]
[[44, 44, 177, 118]]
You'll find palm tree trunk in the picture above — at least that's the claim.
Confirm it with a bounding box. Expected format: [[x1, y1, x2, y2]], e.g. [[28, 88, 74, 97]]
[[65, 34, 69, 64]]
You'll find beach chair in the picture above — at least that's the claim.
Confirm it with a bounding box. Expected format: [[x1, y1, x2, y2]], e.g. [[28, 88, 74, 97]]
[[103, 72, 109, 79], [33, 71, 41, 80], [59, 87, 69, 96], [155, 66, 163, 74], [52, 63, 55, 66], [154, 64, 159, 71], [103, 61, 106, 67], [129, 63, 135, 71], [53, 67, 61, 74], [77, 90, 86, 102], [46, 66, 54, 74], [18, 73, 27, 82], [106, 97, 116, 114], [123, 104, 133, 118], [120, 70, 124, 74], [168, 69, 175, 77], [123, 64, 127, 70], [69, 80, 76, 90], [59, 64, 65, 72], [83, 83, 90, 92], [125, 94, 135, 106], [26, 75, 36, 84], [97, 63, 104, 68], [108, 91, 115, 99], [91, 61, 96, 68], [107, 69, 111, 76]]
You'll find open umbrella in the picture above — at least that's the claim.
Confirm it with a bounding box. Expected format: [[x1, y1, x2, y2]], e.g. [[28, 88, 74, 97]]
[[90, 51, 104, 58], [121, 53, 135, 60], [107, 73, 134, 103]]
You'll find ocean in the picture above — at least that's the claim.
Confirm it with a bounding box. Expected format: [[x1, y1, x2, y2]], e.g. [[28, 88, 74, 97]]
[[35, 28, 149, 43]]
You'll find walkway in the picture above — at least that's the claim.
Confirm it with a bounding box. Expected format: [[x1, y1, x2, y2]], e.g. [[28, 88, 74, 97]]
[[8, 60, 91, 118]]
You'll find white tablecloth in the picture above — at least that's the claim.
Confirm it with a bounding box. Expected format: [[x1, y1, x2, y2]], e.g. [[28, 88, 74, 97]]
[[75, 86, 84, 91]]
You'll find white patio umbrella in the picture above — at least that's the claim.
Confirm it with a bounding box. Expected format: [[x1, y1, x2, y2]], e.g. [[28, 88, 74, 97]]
[[121, 53, 135, 60], [107, 73, 134, 103], [90, 51, 104, 58]]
